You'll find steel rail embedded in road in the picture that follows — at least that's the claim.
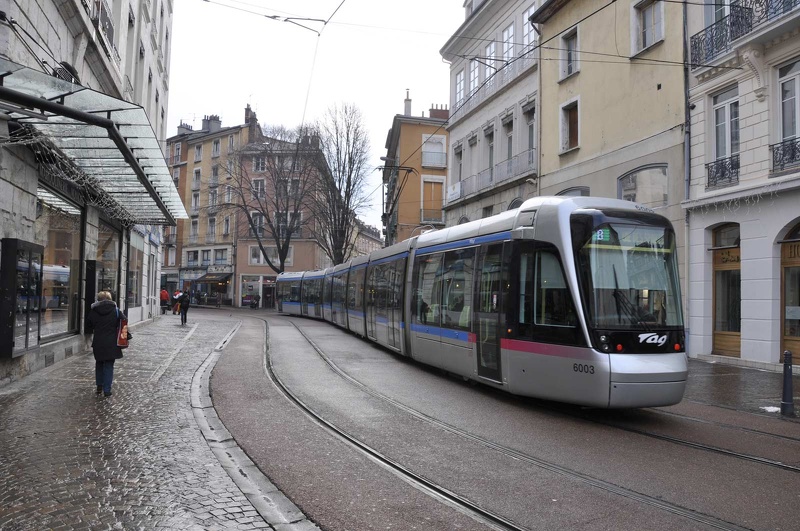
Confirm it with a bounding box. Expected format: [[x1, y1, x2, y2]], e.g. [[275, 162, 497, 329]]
[[262, 320, 529, 531], [287, 319, 751, 531]]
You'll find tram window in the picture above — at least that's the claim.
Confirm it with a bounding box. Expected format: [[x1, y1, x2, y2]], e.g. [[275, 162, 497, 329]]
[[412, 254, 441, 325], [534, 252, 576, 327], [349, 268, 365, 311], [390, 259, 405, 312], [441, 248, 475, 330]]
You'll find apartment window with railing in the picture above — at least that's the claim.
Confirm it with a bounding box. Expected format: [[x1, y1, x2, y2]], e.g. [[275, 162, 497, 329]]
[[202, 250, 211, 266], [252, 179, 265, 199], [228, 134, 235, 152], [214, 249, 227, 264], [209, 189, 218, 208], [706, 85, 740, 187], [774, 59, 800, 171], [192, 169, 201, 190], [210, 165, 219, 186], [191, 192, 200, 212], [485, 42, 496, 85], [502, 23, 515, 62], [469, 59, 479, 94], [223, 216, 230, 235], [194, 144, 202, 162], [250, 212, 264, 237], [226, 185, 233, 204], [456, 70, 465, 107], [208, 217, 216, 236], [173, 143, 181, 163], [190, 219, 198, 237], [504, 118, 513, 161], [422, 135, 447, 168], [522, 4, 537, 53], [212, 139, 220, 157]]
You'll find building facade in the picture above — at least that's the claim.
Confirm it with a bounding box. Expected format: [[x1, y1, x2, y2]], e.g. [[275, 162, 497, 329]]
[[0, 0, 184, 383], [441, 0, 540, 225], [382, 93, 449, 245], [164, 107, 261, 304], [684, 0, 800, 366]]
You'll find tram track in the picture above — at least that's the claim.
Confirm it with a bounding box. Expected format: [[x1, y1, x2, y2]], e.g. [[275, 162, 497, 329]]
[[284, 319, 753, 531]]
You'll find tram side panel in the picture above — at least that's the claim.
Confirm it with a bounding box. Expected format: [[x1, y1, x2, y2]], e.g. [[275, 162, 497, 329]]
[[364, 256, 407, 354], [346, 266, 367, 337], [322, 273, 333, 323]]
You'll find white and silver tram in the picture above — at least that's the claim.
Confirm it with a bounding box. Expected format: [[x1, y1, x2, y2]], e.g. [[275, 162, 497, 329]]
[[277, 196, 687, 408]]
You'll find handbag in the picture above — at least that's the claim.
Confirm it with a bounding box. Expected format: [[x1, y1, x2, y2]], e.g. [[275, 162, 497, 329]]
[[116, 308, 131, 348]]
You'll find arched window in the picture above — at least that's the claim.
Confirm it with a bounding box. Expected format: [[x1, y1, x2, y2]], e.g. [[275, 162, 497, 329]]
[[557, 186, 589, 197], [508, 198, 523, 210], [618, 165, 668, 207], [458, 216, 470, 225]]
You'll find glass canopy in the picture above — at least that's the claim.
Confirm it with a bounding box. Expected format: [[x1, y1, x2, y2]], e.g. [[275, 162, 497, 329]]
[[0, 58, 186, 225]]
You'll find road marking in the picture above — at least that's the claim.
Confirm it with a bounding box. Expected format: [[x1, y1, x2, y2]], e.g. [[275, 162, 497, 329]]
[[149, 323, 199, 383]]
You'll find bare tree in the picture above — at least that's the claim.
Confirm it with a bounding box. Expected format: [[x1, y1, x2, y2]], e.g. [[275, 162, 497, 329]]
[[217, 125, 323, 273], [310, 103, 372, 265]]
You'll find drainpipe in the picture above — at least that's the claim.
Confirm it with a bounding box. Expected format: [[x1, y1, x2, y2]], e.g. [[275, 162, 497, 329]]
[[683, 0, 692, 354]]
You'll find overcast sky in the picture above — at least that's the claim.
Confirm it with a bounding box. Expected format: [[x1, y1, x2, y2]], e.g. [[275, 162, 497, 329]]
[[167, 0, 464, 230]]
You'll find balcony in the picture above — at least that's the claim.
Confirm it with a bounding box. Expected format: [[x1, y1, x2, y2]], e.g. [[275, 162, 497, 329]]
[[209, 176, 219, 188], [421, 209, 445, 224], [421, 151, 447, 168], [188, 234, 198, 244], [172, 154, 181, 164], [164, 233, 176, 245], [771, 137, 800, 172], [205, 234, 217, 244], [706, 154, 740, 189], [92, 0, 118, 64], [691, 1, 800, 68], [191, 179, 201, 191], [445, 148, 537, 206], [190, 206, 199, 216]]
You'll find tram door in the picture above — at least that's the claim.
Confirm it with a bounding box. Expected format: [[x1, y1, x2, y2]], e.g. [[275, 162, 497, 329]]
[[387, 260, 404, 350], [476, 244, 504, 382], [366, 267, 377, 340]]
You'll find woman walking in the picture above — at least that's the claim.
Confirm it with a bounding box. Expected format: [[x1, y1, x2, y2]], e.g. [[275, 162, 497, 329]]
[[178, 291, 190, 326], [87, 291, 126, 397]]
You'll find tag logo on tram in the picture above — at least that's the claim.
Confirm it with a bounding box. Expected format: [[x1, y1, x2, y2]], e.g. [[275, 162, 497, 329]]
[[638, 333, 668, 346]]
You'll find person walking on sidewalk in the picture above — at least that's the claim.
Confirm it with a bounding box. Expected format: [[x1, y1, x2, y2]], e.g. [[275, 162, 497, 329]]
[[86, 291, 126, 397], [178, 291, 191, 326], [160, 288, 170, 314]]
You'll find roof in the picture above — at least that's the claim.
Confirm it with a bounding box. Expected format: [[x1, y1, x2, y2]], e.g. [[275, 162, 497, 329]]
[[0, 58, 187, 226], [529, 0, 571, 24]]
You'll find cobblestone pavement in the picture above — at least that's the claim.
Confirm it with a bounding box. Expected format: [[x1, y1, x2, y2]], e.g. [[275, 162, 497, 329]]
[[0, 311, 274, 530]]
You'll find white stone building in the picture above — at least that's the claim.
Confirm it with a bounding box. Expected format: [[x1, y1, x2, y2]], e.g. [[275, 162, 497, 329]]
[[684, 0, 800, 367]]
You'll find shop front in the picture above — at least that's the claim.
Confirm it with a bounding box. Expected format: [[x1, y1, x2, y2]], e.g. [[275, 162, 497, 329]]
[[240, 275, 276, 308]]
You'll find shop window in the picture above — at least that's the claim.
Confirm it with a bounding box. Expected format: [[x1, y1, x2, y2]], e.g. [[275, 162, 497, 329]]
[[0, 239, 44, 356], [781, 222, 800, 362], [713, 223, 741, 356], [127, 232, 145, 308], [97, 220, 121, 300]]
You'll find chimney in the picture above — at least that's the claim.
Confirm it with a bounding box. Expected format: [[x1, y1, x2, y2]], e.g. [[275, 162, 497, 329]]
[[177, 122, 193, 135], [208, 115, 221, 133], [429, 103, 449, 120], [245, 104, 257, 124], [404, 89, 411, 116]]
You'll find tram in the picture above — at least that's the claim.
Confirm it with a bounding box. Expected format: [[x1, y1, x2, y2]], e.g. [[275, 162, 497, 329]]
[[277, 196, 687, 408]]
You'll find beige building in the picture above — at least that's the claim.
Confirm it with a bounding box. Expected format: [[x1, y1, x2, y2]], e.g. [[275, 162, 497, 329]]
[[165, 107, 261, 304], [684, 1, 800, 367], [441, 0, 540, 224], [382, 93, 449, 245]]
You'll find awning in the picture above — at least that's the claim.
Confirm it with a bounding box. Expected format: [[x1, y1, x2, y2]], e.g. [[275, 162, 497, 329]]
[[0, 58, 187, 225], [194, 273, 233, 283]]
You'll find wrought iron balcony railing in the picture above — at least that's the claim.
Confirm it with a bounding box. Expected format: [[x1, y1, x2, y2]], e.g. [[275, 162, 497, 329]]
[[691, 1, 800, 68], [421, 151, 447, 168], [771, 137, 800, 172], [706, 154, 740, 189]]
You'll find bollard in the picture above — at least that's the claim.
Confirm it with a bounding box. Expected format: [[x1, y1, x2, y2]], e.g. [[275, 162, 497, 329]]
[[781, 350, 795, 417]]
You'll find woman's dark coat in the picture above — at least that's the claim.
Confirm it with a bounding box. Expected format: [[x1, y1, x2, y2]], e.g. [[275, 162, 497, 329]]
[[86, 300, 126, 361]]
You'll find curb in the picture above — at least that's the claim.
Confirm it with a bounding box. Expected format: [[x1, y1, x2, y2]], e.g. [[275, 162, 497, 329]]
[[190, 320, 319, 531]]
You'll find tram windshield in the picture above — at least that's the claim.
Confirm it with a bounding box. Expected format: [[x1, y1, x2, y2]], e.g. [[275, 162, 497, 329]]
[[576, 220, 683, 330]]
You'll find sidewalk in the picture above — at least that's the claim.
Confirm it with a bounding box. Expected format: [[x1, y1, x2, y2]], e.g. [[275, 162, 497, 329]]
[[0, 309, 312, 530]]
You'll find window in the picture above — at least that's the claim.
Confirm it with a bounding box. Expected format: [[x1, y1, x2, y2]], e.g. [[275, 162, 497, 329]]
[[483, 205, 494, 218], [187, 250, 199, 266], [191, 192, 199, 211], [561, 99, 579, 152], [228, 134, 235, 152], [469, 59, 479, 94], [713, 86, 740, 160], [202, 250, 210, 266], [172, 168, 179, 188], [561, 29, 579, 78], [190, 219, 198, 236], [618, 166, 668, 207], [502, 23, 515, 62], [780, 59, 800, 141], [253, 156, 267, 172], [214, 249, 227, 264], [484, 42, 496, 86], [504, 118, 513, 161], [250, 212, 264, 237], [250, 245, 292, 266], [525, 107, 536, 166], [212, 139, 220, 157], [412, 253, 442, 325], [522, 4, 537, 53], [455, 148, 463, 182], [194, 144, 202, 161], [223, 216, 230, 235], [192, 169, 201, 188], [713, 224, 741, 341], [441, 248, 475, 330], [635, 0, 663, 52], [127, 232, 144, 308], [209, 189, 218, 207], [211, 165, 219, 183], [208, 217, 216, 236], [456, 70, 465, 106], [168, 247, 176, 266], [226, 185, 233, 204], [252, 179, 265, 199], [422, 178, 444, 223], [486, 130, 494, 176], [173, 143, 181, 163], [276, 211, 302, 238]]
